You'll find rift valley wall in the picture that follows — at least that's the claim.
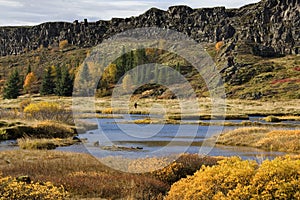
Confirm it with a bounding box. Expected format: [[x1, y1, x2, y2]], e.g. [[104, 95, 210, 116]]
[[0, 0, 299, 57]]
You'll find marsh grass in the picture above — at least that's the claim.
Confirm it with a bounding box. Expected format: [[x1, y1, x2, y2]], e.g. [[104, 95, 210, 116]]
[[0, 150, 168, 199], [0, 120, 76, 140], [217, 127, 300, 153], [17, 137, 78, 150]]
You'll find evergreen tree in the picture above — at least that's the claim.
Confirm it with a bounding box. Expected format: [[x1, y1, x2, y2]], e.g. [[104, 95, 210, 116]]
[[54, 66, 62, 96], [3, 69, 22, 99], [56, 66, 73, 96], [136, 47, 147, 65], [26, 65, 31, 75], [40, 66, 54, 95], [80, 63, 91, 84]]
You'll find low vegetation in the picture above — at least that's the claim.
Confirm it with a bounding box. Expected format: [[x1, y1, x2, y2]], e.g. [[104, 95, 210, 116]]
[[166, 156, 300, 200], [23, 101, 73, 124], [217, 127, 300, 153], [17, 137, 79, 150], [0, 150, 169, 199], [0, 174, 69, 199], [0, 120, 76, 140]]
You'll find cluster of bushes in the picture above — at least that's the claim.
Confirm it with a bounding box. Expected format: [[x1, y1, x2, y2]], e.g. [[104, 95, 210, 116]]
[[166, 156, 300, 200], [0, 174, 69, 199], [151, 154, 221, 185], [23, 102, 73, 124]]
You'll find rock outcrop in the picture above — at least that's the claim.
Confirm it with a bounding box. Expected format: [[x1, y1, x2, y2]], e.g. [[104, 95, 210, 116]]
[[0, 0, 299, 57]]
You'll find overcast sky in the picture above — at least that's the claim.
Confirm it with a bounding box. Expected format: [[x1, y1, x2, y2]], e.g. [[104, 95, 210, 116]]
[[0, 0, 260, 26]]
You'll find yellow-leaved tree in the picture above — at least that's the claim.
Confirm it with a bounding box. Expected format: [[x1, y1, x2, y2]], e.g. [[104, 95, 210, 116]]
[[215, 41, 224, 52], [23, 72, 37, 95], [122, 74, 133, 92]]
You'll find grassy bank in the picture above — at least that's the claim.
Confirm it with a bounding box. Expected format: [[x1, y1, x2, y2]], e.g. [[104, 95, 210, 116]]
[[217, 127, 300, 153], [0, 120, 76, 140]]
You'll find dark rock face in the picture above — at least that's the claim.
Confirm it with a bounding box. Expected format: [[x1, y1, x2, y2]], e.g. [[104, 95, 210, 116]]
[[0, 0, 299, 57]]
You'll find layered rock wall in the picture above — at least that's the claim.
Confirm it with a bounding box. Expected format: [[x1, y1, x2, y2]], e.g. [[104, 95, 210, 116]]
[[0, 0, 299, 57]]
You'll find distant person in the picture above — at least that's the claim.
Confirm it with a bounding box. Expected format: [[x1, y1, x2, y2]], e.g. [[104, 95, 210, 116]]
[[134, 102, 138, 109]]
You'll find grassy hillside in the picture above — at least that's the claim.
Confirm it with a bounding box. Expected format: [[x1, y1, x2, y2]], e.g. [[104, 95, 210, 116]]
[[0, 43, 299, 100]]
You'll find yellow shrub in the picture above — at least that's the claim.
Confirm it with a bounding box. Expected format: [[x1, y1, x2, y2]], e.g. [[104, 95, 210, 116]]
[[24, 102, 72, 123], [0, 174, 69, 199], [166, 156, 300, 200], [59, 39, 69, 50], [249, 156, 300, 199]]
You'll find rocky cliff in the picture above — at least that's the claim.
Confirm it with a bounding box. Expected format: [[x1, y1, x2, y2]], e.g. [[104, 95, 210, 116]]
[[0, 0, 299, 57]]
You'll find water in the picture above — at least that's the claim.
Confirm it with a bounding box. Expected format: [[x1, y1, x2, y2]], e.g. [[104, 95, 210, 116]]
[[0, 115, 291, 161], [56, 115, 287, 161]]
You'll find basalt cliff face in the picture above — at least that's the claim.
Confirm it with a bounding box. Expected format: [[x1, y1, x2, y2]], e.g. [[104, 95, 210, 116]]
[[0, 0, 299, 57]]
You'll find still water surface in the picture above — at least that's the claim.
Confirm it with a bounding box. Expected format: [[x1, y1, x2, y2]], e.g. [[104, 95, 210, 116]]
[[56, 115, 287, 161]]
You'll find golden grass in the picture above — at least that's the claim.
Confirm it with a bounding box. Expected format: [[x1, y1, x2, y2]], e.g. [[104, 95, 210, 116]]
[[217, 127, 300, 153], [17, 137, 78, 150], [0, 150, 223, 199], [256, 130, 300, 152], [0, 150, 168, 199], [1, 96, 300, 118]]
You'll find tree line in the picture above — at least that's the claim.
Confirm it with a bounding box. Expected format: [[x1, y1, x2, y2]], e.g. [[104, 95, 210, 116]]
[[3, 65, 73, 99], [2, 47, 183, 99]]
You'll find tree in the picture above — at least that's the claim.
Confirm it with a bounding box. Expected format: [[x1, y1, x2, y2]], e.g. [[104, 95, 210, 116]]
[[23, 72, 37, 95], [55, 66, 73, 96], [215, 41, 224, 52], [102, 63, 117, 84], [26, 65, 31, 75], [3, 69, 22, 99], [122, 74, 133, 91], [54, 66, 62, 96], [79, 63, 91, 84], [59, 39, 69, 50], [40, 66, 54, 95]]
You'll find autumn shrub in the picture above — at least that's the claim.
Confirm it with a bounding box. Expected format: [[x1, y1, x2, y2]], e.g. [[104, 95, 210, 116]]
[[166, 156, 300, 200], [249, 156, 300, 199], [0, 174, 69, 200], [59, 39, 69, 50], [19, 99, 31, 111], [23, 102, 73, 124], [151, 154, 221, 185]]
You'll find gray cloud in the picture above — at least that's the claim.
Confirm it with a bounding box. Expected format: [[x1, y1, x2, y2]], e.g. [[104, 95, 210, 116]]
[[0, 0, 260, 26]]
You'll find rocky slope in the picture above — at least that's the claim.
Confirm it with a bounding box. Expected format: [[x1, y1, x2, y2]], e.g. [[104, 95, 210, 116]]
[[0, 0, 299, 57], [0, 0, 299, 100]]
